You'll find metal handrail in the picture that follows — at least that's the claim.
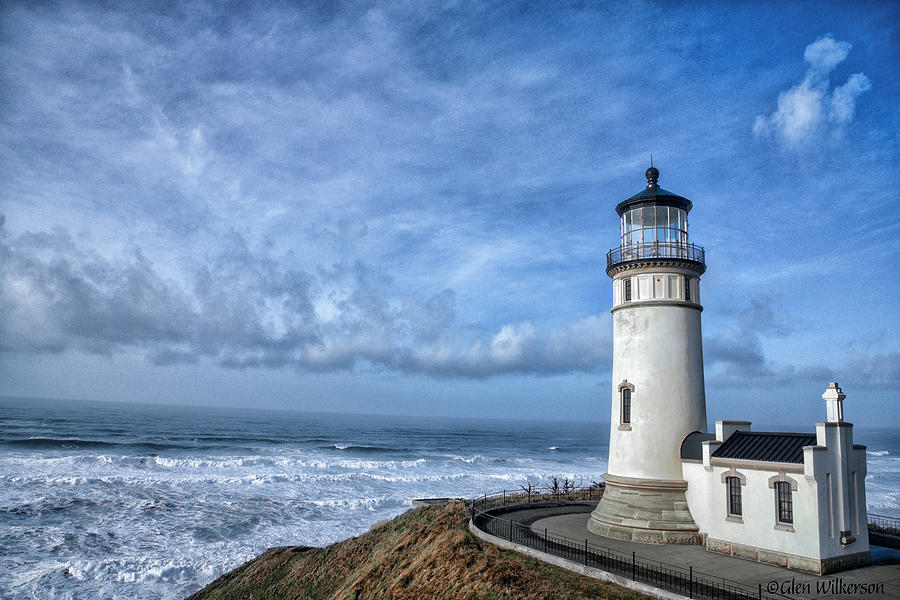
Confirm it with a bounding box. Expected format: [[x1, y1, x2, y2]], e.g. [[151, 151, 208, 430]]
[[470, 485, 604, 509], [469, 486, 786, 600], [607, 241, 705, 269], [868, 513, 900, 536]]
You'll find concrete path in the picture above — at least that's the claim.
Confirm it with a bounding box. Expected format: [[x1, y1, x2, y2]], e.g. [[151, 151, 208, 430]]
[[526, 509, 900, 600]]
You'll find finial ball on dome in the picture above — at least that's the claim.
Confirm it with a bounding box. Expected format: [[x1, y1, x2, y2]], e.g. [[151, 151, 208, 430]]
[[645, 166, 659, 187]]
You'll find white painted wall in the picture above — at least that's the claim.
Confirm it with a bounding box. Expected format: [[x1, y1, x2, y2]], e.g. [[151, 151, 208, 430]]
[[806, 421, 870, 559], [608, 272, 706, 480], [682, 390, 870, 564], [683, 461, 820, 558], [612, 269, 700, 307]]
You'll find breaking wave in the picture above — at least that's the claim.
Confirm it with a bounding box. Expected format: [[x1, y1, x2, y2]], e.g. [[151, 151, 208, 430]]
[[1, 398, 896, 600]]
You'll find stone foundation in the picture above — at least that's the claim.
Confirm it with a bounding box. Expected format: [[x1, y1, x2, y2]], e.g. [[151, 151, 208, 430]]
[[706, 537, 871, 574], [588, 473, 702, 545]]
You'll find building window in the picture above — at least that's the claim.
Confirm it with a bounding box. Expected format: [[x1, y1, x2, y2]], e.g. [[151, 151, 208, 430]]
[[726, 476, 742, 516], [776, 481, 793, 524], [624, 278, 632, 301], [684, 277, 691, 302], [621, 388, 632, 424]]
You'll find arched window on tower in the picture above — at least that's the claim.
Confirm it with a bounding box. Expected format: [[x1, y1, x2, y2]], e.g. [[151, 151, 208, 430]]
[[618, 381, 634, 430]]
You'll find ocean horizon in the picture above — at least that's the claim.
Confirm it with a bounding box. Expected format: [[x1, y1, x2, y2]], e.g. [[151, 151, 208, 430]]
[[2, 396, 898, 599]]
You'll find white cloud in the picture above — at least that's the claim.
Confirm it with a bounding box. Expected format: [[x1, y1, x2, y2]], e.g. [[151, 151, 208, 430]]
[[0, 220, 611, 378], [803, 34, 851, 73], [753, 78, 825, 144], [754, 34, 870, 147], [489, 322, 536, 364], [829, 72, 872, 123]]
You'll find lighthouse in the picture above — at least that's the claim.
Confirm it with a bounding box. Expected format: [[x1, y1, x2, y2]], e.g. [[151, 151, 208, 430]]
[[588, 166, 708, 544]]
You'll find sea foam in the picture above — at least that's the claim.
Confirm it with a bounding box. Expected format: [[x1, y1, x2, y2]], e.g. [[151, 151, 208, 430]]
[[1, 399, 896, 600]]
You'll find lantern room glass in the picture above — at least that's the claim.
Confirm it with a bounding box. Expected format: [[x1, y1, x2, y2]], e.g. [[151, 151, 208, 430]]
[[620, 205, 687, 246]]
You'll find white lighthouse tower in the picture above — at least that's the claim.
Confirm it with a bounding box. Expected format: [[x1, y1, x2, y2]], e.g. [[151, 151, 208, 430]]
[[589, 165, 708, 544]]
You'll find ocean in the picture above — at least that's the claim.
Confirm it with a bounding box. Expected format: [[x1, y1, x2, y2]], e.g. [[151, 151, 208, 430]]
[[1, 397, 898, 600]]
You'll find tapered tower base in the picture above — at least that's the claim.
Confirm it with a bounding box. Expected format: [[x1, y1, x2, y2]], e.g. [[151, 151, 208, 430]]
[[589, 474, 702, 545]]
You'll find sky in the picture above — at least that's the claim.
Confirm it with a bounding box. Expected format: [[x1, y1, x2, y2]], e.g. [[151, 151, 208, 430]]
[[1, 1, 898, 426]]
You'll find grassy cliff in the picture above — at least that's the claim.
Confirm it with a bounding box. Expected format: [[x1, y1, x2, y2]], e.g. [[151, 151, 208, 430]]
[[187, 501, 648, 600]]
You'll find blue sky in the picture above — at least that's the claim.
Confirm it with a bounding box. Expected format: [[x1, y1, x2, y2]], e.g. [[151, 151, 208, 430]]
[[1, 1, 897, 426]]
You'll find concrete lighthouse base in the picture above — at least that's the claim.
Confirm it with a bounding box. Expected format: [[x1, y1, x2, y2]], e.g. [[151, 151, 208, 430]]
[[588, 474, 702, 545]]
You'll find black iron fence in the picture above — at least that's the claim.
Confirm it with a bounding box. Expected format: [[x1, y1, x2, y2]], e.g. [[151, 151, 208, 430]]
[[607, 241, 705, 270], [469, 487, 786, 600], [868, 513, 900, 536], [471, 484, 604, 510]]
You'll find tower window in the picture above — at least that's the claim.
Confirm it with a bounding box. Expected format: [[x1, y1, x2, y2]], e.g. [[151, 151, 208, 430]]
[[684, 277, 692, 302], [726, 476, 742, 516], [621, 388, 631, 424], [776, 481, 793, 524], [624, 278, 632, 302]]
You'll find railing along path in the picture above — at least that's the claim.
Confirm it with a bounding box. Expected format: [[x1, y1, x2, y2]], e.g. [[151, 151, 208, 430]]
[[469, 485, 786, 600], [867, 513, 900, 537]]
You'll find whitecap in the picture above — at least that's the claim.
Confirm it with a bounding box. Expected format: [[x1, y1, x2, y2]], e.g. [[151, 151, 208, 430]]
[[446, 454, 486, 464]]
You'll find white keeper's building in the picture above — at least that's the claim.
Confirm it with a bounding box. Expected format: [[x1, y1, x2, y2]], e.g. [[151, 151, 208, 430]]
[[588, 166, 870, 575]]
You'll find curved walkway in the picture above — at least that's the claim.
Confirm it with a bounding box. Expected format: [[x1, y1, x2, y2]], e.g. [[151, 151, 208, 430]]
[[472, 503, 900, 600]]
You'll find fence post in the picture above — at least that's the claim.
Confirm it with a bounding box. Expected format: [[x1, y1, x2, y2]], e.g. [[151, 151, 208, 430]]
[[544, 528, 548, 553], [503, 490, 506, 505], [689, 566, 693, 599], [632, 552, 635, 581], [759, 583, 762, 600], [584, 539, 588, 566]]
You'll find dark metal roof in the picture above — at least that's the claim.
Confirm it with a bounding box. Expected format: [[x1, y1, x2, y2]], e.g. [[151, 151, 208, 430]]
[[615, 187, 693, 216], [711, 431, 818, 464], [615, 169, 693, 216], [680, 431, 715, 461], [616, 166, 693, 217]]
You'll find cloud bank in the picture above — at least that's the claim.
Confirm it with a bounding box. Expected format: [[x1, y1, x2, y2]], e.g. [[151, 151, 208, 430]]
[[753, 34, 871, 146], [0, 218, 610, 377]]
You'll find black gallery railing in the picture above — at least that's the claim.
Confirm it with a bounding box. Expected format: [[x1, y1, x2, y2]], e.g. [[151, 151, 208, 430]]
[[607, 241, 706, 269], [469, 486, 786, 600]]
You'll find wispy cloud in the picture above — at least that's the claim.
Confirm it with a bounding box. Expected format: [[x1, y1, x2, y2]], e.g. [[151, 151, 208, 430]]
[[753, 34, 870, 147], [704, 296, 829, 388], [0, 217, 610, 377]]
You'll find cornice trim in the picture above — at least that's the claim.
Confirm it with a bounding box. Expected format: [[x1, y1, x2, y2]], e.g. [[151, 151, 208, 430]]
[[611, 300, 703, 313]]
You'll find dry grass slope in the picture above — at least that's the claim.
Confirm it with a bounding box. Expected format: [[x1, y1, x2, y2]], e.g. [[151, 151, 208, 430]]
[[187, 502, 649, 600]]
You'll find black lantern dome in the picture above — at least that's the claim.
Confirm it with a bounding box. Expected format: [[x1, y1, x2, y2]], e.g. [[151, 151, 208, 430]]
[[614, 167, 692, 217]]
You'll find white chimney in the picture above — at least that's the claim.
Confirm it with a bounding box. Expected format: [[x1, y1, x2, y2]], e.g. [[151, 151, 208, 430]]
[[823, 382, 845, 423]]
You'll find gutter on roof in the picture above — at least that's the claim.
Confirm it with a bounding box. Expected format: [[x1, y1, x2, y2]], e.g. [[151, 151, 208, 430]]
[[709, 457, 805, 473]]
